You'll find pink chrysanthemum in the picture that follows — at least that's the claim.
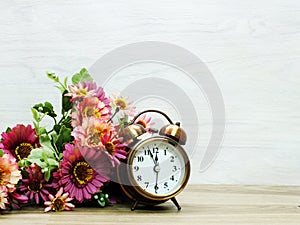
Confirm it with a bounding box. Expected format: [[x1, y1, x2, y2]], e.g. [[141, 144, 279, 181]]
[[67, 81, 111, 105], [0, 187, 8, 210], [110, 93, 136, 117], [71, 97, 111, 127], [1, 124, 40, 161], [44, 187, 75, 213], [0, 153, 21, 192], [57, 144, 111, 203], [72, 117, 112, 149], [134, 114, 155, 133], [19, 164, 51, 204], [100, 131, 127, 166]]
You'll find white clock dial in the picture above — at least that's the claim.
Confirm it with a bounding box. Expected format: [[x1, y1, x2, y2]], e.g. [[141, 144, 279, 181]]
[[130, 137, 187, 196]]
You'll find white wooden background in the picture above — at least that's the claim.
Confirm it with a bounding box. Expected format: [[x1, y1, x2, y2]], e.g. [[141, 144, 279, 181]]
[[1, 0, 300, 185]]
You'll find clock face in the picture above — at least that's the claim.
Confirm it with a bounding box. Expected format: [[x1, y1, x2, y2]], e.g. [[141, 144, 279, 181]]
[[128, 137, 190, 198]]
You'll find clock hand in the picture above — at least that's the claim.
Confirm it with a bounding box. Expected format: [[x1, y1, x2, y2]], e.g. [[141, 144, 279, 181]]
[[154, 170, 159, 194], [155, 152, 159, 165], [148, 149, 156, 165]]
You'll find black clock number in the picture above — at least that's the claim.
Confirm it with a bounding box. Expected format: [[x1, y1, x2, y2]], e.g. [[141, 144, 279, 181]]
[[170, 175, 175, 181], [137, 156, 144, 162], [137, 175, 142, 181], [153, 147, 159, 154], [172, 166, 177, 172], [164, 182, 168, 188], [144, 182, 149, 188], [170, 156, 175, 162], [133, 166, 139, 172]]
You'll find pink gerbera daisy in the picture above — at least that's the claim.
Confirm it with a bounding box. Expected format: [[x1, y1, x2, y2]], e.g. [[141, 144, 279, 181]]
[[71, 97, 111, 127], [134, 114, 155, 133], [0, 153, 21, 192], [72, 117, 112, 149], [44, 187, 75, 213], [100, 131, 127, 166], [1, 124, 40, 161], [67, 81, 111, 105], [57, 144, 112, 203], [19, 164, 51, 204], [110, 93, 136, 117]]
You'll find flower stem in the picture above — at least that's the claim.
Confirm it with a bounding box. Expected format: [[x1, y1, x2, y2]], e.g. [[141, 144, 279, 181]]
[[107, 107, 120, 123]]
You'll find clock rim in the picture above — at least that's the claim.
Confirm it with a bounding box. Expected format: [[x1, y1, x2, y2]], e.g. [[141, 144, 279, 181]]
[[127, 136, 190, 201]]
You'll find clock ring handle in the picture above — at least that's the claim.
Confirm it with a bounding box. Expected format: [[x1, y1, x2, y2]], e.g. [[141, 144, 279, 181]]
[[130, 109, 174, 125]]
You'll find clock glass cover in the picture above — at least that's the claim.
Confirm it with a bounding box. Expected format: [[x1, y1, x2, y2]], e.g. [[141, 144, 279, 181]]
[[129, 137, 188, 197]]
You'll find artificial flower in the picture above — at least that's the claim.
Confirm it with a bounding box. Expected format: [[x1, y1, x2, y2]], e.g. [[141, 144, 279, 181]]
[[7, 190, 28, 209], [71, 96, 111, 127], [1, 124, 40, 161], [0, 153, 21, 192], [100, 131, 127, 165], [67, 81, 111, 105], [110, 93, 136, 117], [44, 187, 75, 212], [72, 117, 112, 149], [0, 186, 8, 210], [56, 144, 111, 203], [134, 114, 155, 133], [19, 164, 51, 204]]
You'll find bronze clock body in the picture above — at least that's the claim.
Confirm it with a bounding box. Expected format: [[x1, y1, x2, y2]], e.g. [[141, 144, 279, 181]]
[[117, 110, 191, 211]]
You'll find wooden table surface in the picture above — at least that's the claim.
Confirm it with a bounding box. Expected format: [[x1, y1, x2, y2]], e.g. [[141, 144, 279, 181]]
[[2, 185, 300, 225]]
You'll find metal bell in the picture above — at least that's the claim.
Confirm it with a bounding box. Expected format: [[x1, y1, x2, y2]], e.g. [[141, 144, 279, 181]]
[[159, 122, 187, 145], [119, 124, 146, 143]]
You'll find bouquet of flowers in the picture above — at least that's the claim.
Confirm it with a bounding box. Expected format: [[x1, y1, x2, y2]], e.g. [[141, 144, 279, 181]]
[[0, 68, 153, 213]]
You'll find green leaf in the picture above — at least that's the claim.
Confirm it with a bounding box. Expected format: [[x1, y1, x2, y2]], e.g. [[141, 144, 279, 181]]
[[33, 102, 57, 118], [27, 147, 59, 181], [71, 68, 93, 85], [5, 127, 11, 133], [55, 125, 73, 153], [0, 149, 4, 157], [31, 108, 41, 122], [47, 72, 59, 82], [62, 90, 73, 114], [64, 76, 68, 88]]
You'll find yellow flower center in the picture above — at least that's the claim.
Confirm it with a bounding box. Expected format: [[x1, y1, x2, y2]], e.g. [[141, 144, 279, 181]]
[[105, 142, 115, 155], [136, 120, 147, 128], [84, 107, 101, 119], [76, 88, 88, 97], [114, 98, 127, 110], [0, 168, 6, 186], [28, 180, 42, 193], [15, 143, 33, 161], [73, 161, 94, 185], [52, 197, 65, 212]]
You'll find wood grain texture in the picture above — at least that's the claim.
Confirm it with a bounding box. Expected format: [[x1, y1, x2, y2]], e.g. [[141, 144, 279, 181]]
[[0, 0, 300, 185], [2, 185, 300, 225]]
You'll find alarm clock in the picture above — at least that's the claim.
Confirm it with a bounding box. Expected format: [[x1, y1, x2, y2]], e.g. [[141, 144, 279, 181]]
[[117, 109, 190, 211]]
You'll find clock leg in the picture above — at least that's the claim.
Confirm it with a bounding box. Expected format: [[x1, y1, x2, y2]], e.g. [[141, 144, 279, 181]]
[[131, 200, 139, 211], [171, 197, 181, 210]]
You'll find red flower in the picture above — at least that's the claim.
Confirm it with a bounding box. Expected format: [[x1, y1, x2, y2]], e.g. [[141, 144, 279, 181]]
[[19, 164, 51, 204], [1, 124, 40, 161]]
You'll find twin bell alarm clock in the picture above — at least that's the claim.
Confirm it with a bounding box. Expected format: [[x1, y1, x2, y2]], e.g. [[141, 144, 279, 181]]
[[117, 109, 190, 211]]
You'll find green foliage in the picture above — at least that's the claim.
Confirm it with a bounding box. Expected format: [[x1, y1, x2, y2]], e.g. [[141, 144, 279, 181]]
[[47, 72, 59, 82], [55, 125, 73, 153], [5, 127, 11, 133], [0, 149, 4, 157], [33, 102, 57, 118], [62, 90, 73, 114], [26, 147, 59, 181], [72, 68, 93, 85], [93, 191, 111, 207]]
